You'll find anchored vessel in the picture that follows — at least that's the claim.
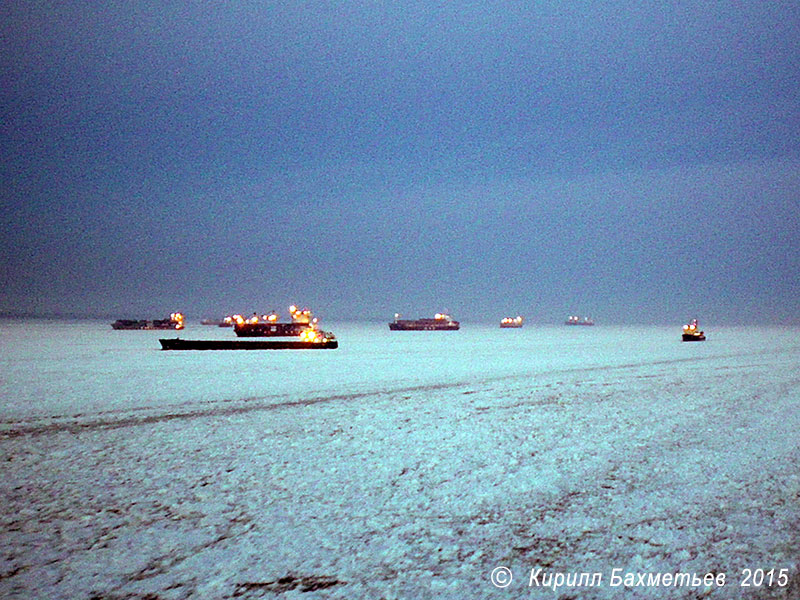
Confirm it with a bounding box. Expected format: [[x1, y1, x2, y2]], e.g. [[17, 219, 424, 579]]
[[234, 306, 319, 337], [219, 316, 237, 327], [681, 319, 706, 342], [389, 313, 460, 331], [565, 315, 594, 326], [161, 306, 338, 350], [159, 335, 338, 351], [500, 316, 524, 328], [112, 312, 185, 330], [200, 316, 237, 326]]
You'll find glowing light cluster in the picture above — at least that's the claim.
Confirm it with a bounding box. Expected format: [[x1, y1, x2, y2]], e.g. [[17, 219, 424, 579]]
[[170, 312, 185, 330], [501, 316, 524, 325], [290, 305, 316, 326], [299, 329, 320, 342], [566, 315, 594, 324]]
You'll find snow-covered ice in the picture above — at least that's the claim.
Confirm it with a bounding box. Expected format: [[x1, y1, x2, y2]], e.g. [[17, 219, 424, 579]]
[[1, 320, 799, 599]]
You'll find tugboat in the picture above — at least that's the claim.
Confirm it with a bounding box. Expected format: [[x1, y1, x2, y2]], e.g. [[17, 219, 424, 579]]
[[565, 315, 594, 326], [389, 313, 460, 331], [234, 306, 319, 337], [500, 316, 524, 328], [112, 312, 185, 330], [681, 319, 706, 342]]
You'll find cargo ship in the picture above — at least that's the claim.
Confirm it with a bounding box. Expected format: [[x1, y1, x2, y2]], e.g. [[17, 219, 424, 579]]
[[112, 312, 185, 330], [162, 305, 338, 350], [565, 315, 594, 326], [681, 319, 706, 342], [500, 316, 524, 328], [234, 306, 319, 337], [160, 331, 338, 351], [389, 313, 460, 331]]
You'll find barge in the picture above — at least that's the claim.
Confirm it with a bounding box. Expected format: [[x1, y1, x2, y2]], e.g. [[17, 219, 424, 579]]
[[159, 337, 338, 350]]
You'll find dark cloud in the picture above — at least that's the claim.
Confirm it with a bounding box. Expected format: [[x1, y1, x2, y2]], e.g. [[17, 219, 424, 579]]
[[2, 2, 799, 322]]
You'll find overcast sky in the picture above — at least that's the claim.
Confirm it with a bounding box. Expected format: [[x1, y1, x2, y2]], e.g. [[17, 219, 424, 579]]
[[2, 2, 799, 323]]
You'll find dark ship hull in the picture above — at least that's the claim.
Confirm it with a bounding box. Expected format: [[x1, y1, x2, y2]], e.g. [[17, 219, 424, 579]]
[[682, 333, 706, 342], [500, 323, 523, 328], [388, 319, 460, 331], [681, 318, 706, 342], [159, 338, 338, 350]]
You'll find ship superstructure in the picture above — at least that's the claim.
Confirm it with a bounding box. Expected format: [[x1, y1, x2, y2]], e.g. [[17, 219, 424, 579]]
[[681, 318, 706, 341], [234, 306, 321, 337]]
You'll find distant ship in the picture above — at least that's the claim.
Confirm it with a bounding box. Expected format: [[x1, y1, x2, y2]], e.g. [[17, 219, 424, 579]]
[[234, 306, 320, 337], [389, 313, 460, 331], [681, 318, 706, 342], [201, 315, 246, 327], [565, 315, 594, 326], [112, 312, 185, 330], [200, 317, 229, 326], [500, 316, 524, 328]]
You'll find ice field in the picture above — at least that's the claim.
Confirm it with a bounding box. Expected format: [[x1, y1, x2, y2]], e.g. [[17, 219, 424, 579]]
[[1, 319, 799, 599]]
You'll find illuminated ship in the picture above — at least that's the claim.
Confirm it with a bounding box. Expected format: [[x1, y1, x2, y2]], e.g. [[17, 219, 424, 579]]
[[234, 306, 320, 337], [681, 318, 706, 342], [160, 330, 337, 351], [112, 312, 185, 330], [219, 315, 238, 327], [389, 313, 460, 331], [500, 316, 524, 328], [565, 315, 594, 326]]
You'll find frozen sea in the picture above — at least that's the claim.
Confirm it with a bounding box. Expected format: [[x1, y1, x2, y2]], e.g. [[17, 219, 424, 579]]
[[1, 319, 799, 599]]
